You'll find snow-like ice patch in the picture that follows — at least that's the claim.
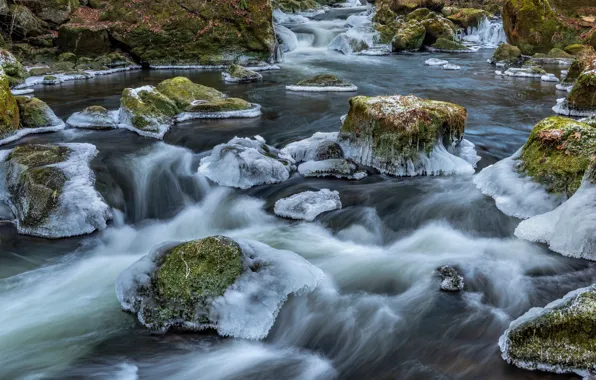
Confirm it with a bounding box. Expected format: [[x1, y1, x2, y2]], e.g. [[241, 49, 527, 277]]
[[285, 84, 358, 92], [298, 159, 368, 180], [10, 88, 34, 95], [176, 103, 262, 121], [496, 67, 544, 78], [274, 189, 342, 221], [66, 110, 119, 129], [553, 98, 596, 117], [280, 132, 340, 163], [541, 74, 559, 82], [0, 105, 65, 146], [425, 58, 448, 66], [473, 148, 564, 219], [556, 83, 573, 92], [443, 64, 461, 70], [14, 66, 141, 89], [273, 9, 310, 24]]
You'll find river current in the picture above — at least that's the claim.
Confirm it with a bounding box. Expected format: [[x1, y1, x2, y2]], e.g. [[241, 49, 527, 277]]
[[0, 6, 589, 380]]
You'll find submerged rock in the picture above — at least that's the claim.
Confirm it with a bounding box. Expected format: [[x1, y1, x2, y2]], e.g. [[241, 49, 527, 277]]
[[222, 64, 262, 84], [437, 265, 464, 292], [116, 236, 323, 339], [118, 86, 178, 139], [0, 143, 111, 238], [198, 136, 293, 189], [286, 74, 357, 92], [66, 106, 118, 129], [338, 94, 475, 176], [274, 189, 342, 221], [490, 43, 522, 65], [298, 159, 368, 180], [499, 285, 596, 378]]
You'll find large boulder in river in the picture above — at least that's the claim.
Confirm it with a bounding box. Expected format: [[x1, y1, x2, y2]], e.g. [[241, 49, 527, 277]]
[[116, 236, 323, 338], [447, 8, 490, 29], [339, 95, 476, 176], [222, 64, 262, 84], [378, 0, 444, 15], [118, 86, 179, 139], [286, 74, 357, 92], [499, 285, 596, 377], [0, 143, 111, 238], [155, 77, 225, 110], [0, 71, 20, 140], [15, 96, 64, 129], [562, 70, 596, 116], [391, 20, 426, 51], [490, 43, 522, 64]]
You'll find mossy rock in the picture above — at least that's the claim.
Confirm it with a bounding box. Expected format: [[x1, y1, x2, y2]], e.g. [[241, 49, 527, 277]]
[[57, 24, 112, 57], [273, 0, 320, 12], [120, 86, 178, 132], [447, 8, 490, 29], [339, 94, 467, 174], [24, 0, 79, 24], [186, 98, 252, 113], [373, 3, 397, 25], [382, 0, 444, 15], [57, 52, 77, 63], [15, 96, 55, 129], [564, 44, 590, 56], [501, 286, 596, 376], [0, 72, 20, 138], [392, 20, 426, 51], [492, 43, 522, 63], [546, 48, 573, 58], [568, 70, 596, 112], [421, 15, 456, 45], [156, 77, 225, 111], [5, 144, 70, 228], [519, 116, 596, 196], [50, 61, 75, 72], [225, 64, 261, 82], [295, 74, 353, 87], [502, 0, 580, 55], [7, 5, 49, 38], [405, 8, 433, 22], [431, 37, 468, 51], [0, 49, 28, 87]]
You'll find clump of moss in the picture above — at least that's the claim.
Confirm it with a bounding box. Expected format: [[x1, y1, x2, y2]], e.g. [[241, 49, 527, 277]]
[[156, 77, 225, 110], [492, 43, 522, 63], [447, 8, 490, 29], [519, 116, 596, 196], [568, 70, 596, 111], [15, 97, 54, 129], [382, 0, 444, 15], [57, 52, 77, 63], [295, 74, 353, 87], [187, 98, 252, 113], [431, 37, 468, 50], [373, 3, 398, 25], [0, 49, 28, 87], [392, 20, 426, 51]]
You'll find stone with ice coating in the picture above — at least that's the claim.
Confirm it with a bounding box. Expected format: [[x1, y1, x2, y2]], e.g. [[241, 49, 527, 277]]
[[497, 67, 547, 78], [298, 159, 368, 180], [339, 94, 476, 177], [118, 85, 178, 139], [0, 143, 112, 238], [274, 189, 342, 221], [66, 106, 118, 129], [489, 43, 521, 65], [286, 74, 357, 92], [280, 132, 342, 163], [328, 30, 370, 55], [116, 236, 323, 339], [515, 161, 596, 261], [222, 64, 262, 84], [499, 285, 596, 378], [437, 265, 464, 292], [443, 64, 461, 70], [198, 136, 293, 189], [275, 24, 299, 53], [554, 70, 596, 117], [425, 58, 448, 66]]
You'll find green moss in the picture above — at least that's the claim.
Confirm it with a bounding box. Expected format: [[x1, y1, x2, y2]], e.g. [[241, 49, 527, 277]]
[[493, 43, 522, 62], [43, 75, 57, 81], [505, 288, 596, 373], [546, 47, 573, 58], [0, 73, 20, 138], [57, 24, 112, 57], [373, 3, 397, 25], [57, 52, 77, 63], [156, 77, 225, 110], [381, 0, 444, 15], [406, 8, 432, 22], [392, 20, 426, 51], [295, 74, 353, 87], [84, 105, 109, 115], [447, 8, 489, 28], [50, 61, 75, 72], [0, 49, 28, 87], [156, 236, 243, 303], [187, 98, 252, 112], [432, 37, 468, 50], [520, 116, 596, 196], [340, 95, 467, 162], [273, 0, 319, 12], [421, 15, 456, 45], [563, 44, 589, 55], [121, 87, 178, 131], [15, 97, 53, 129], [227, 64, 260, 81], [568, 70, 596, 111]]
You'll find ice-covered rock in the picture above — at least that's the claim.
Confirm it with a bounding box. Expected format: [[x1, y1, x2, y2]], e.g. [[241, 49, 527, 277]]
[[338, 95, 476, 177], [499, 284, 596, 378], [118, 85, 178, 139], [273, 9, 310, 24], [42, 75, 61, 85], [541, 74, 559, 82], [66, 106, 118, 129], [346, 14, 371, 28], [286, 74, 357, 92], [443, 63, 461, 70], [553, 70, 596, 117], [425, 58, 449, 66], [298, 159, 368, 180], [0, 143, 111, 238], [280, 132, 342, 163], [222, 64, 263, 84], [116, 236, 323, 339], [515, 162, 596, 260], [460, 17, 507, 49], [198, 136, 293, 189], [497, 66, 547, 78], [274, 189, 342, 221], [328, 30, 370, 55], [275, 24, 299, 53], [437, 265, 464, 292]]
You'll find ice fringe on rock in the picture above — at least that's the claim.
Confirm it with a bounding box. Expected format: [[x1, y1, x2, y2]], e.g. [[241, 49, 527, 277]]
[[425, 58, 449, 66], [515, 171, 596, 260], [286, 84, 357, 92], [0, 104, 66, 146], [298, 159, 368, 180], [66, 109, 119, 129], [498, 284, 596, 379], [553, 98, 596, 117], [443, 64, 461, 70], [281, 132, 341, 163], [496, 68, 545, 78], [275, 24, 300, 53], [116, 239, 324, 339], [328, 29, 373, 55], [177, 103, 262, 121], [14, 66, 141, 90], [198, 136, 293, 189], [541, 74, 560, 83], [473, 149, 564, 219], [118, 85, 174, 139], [10, 88, 34, 95], [274, 189, 342, 221], [0, 143, 112, 238]]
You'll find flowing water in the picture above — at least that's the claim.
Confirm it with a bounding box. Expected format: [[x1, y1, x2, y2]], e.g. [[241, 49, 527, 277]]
[[0, 6, 589, 380]]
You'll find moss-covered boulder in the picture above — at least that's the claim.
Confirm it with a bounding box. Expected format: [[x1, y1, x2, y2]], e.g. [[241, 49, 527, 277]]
[[0, 72, 20, 139], [186, 98, 252, 113], [339, 94, 470, 176], [546, 47, 574, 59], [447, 8, 489, 29], [566, 70, 596, 114], [373, 3, 397, 25], [391, 20, 426, 51], [564, 44, 590, 56], [502, 0, 579, 55], [7, 5, 48, 38], [405, 7, 433, 22], [156, 77, 225, 111], [21, 0, 78, 24], [102, 0, 276, 65], [287, 74, 357, 91], [561, 53, 595, 87], [15, 96, 60, 129], [119, 86, 179, 138], [222, 64, 262, 83], [518, 116, 596, 196], [431, 37, 468, 51], [420, 14, 457, 45], [0, 49, 27, 87], [57, 24, 111, 57], [491, 43, 522, 63], [500, 285, 596, 377]]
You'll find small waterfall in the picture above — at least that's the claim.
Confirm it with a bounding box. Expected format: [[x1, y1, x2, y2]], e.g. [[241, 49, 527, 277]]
[[275, 24, 299, 52], [460, 17, 507, 48]]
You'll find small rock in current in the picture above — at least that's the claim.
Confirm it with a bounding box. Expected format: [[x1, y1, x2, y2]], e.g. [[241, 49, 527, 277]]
[[437, 265, 464, 292]]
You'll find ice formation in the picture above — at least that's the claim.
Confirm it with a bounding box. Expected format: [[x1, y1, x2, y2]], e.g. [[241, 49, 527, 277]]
[[118, 86, 174, 139], [0, 143, 112, 238], [66, 109, 119, 130], [286, 84, 357, 92], [275, 25, 299, 53], [116, 239, 324, 339], [280, 132, 341, 163], [473, 149, 564, 219], [459, 18, 507, 48], [274, 189, 342, 221], [425, 58, 449, 66], [328, 29, 373, 55], [14, 66, 141, 90], [541, 74, 560, 83], [515, 171, 596, 260], [443, 64, 462, 70], [0, 103, 66, 146], [496, 68, 545, 78], [177, 103, 262, 121], [553, 98, 596, 117], [273, 9, 310, 24], [198, 136, 293, 189], [298, 159, 368, 180]]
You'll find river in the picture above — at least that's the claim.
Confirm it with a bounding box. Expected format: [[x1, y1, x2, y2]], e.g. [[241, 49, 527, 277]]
[[0, 6, 588, 380]]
